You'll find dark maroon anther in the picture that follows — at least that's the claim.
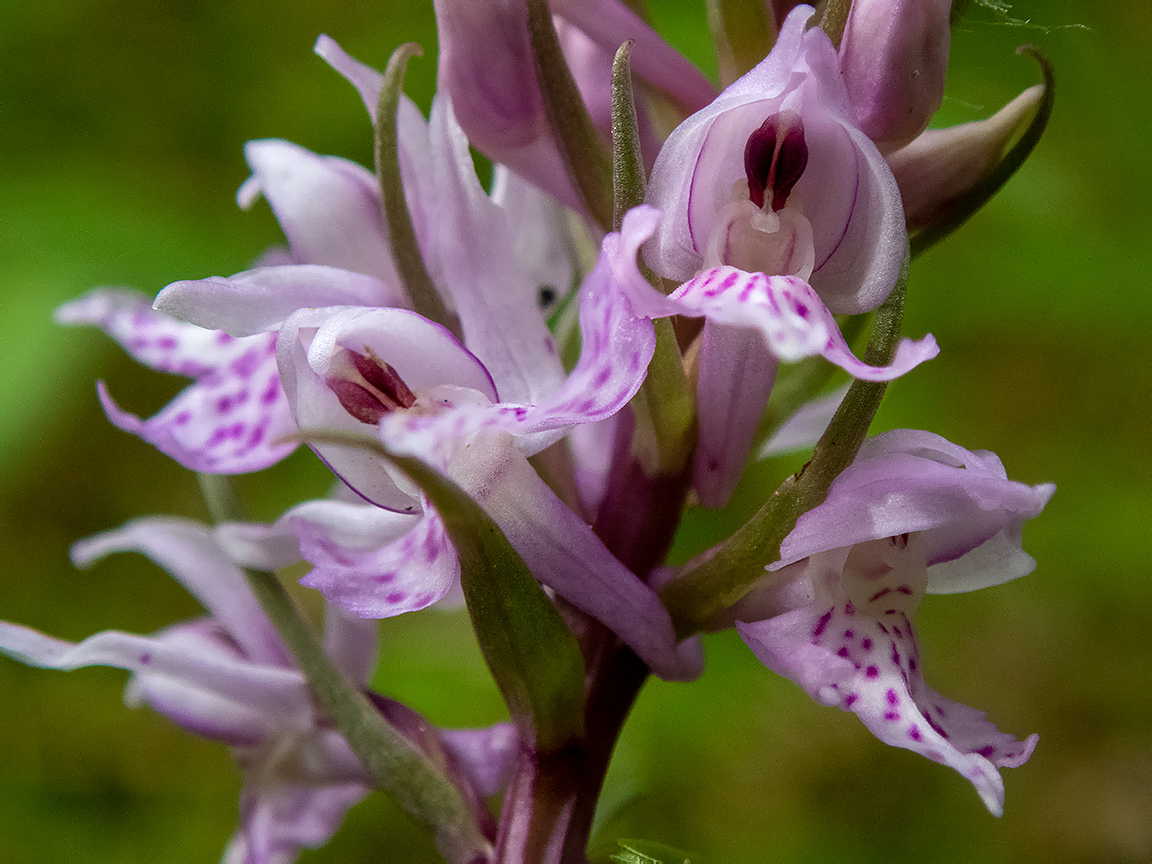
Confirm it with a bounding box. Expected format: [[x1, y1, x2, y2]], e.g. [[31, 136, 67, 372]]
[[349, 349, 417, 409], [326, 378, 392, 425], [743, 111, 809, 212]]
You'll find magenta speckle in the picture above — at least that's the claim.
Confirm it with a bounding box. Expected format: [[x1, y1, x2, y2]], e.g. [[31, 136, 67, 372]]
[[908, 726, 923, 742], [374, 572, 396, 584], [139, 652, 152, 665], [883, 710, 900, 722], [976, 745, 996, 758], [173, 412, 192, 426], [812, 608, 833, 640], [861, 638, 873, 651], [885, 688, 899, 706], [865, 665, 879, 679], [844, 693, 859, 708], [156, 336, 177, 350], [836, 646, 850, 658], [385, 591, 407, 604], [843, 629, 854, 639], [215, 332, 234, 345]]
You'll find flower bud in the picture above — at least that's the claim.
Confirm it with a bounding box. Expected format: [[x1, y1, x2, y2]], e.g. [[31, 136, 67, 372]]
[[839, 0, 951, 153], [886, 84, 1045, 230]]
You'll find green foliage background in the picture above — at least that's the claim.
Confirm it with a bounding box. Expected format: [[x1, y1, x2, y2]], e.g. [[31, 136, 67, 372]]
[[1, 1, 1148, 861]]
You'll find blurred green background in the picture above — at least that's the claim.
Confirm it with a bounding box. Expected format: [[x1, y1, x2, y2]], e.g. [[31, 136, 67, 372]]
[[1, 1, 1149, 861]]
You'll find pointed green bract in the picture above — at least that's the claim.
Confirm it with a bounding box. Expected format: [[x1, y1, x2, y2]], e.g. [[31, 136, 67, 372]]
[[296, 431, 586, 752], [375, 42, 461, 339], [610, 40, 696, 475], [527, 0, 614, 231]]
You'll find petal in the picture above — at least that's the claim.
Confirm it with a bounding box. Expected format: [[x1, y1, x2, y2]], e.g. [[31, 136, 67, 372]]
[[240, 140, 401, 286], [313, 35, 383, 123], [694, 321, 779, 508], [551, 0, 717, 113], [776, 430, 1054, 572], [72, 517, 289, 665], [426, 95, 567, 405], [450, 433, 697, 681], [757, 385, 848, 458], [321, 604, 380, 686], [0, 622, 310, 729], [295, 506, 461, 618], [644, 5, 905, 314], [231, 776, 367, 864], [156, 265, 406, 337], [738, 549, 1034, 816], [57, 288, 255, 376], [125, 621, 293, 747], [440, 722, 520, 797], [96, 334, 297, 475]]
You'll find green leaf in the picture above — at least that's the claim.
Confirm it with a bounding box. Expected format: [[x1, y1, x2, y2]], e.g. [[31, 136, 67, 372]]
[[296, 431, 586, 752]]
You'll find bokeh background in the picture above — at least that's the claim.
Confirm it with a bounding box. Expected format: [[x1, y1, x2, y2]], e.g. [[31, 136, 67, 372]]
[[1, 1, 1149, 861]]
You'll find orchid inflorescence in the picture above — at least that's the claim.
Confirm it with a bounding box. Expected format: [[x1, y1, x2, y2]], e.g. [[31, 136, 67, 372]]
[[1, 2, 1056, 862]]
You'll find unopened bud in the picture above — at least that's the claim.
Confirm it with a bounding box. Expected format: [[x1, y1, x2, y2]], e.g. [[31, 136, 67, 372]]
[[839, 0, 951, 153], [886, 84, 1045, 230]]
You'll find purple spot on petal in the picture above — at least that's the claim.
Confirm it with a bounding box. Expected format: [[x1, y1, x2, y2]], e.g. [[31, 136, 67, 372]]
[[836, 646, 850, 658], [865, 666, 879, 679], [883, 710, 900, 722], [156, 336, 177, 350], [812, 608, 832, 640], [173, 412, 192, 426], [844, 692, 859, 707], [385, 591, 406, 604], [886, 688, 899, 706], [976, 745, 996, 758], [861, 638, 873, 651], [140, 653, 152, 665], [908, 726, 923, 742], [843, 629, 854, 639]]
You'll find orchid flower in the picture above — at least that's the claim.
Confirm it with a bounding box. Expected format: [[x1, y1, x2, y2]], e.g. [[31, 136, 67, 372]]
[[640, 4, 922, 507], [0, 518, 514, 863], [608, 205, 936, 507], [729, 430, 1054, 815]]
